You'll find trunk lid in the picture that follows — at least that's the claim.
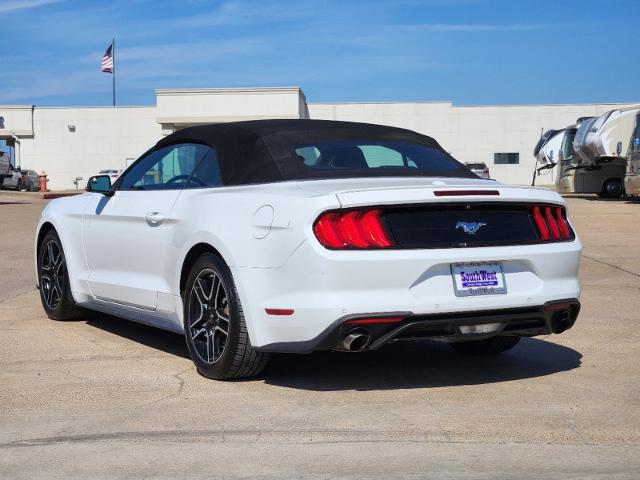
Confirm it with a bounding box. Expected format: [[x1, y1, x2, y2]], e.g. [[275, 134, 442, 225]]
[[297, 176, 564, 207], [298, 177, 570, 249]]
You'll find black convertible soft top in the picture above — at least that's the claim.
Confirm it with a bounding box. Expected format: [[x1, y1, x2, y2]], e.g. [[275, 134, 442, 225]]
[[155, 119, 474, 186]]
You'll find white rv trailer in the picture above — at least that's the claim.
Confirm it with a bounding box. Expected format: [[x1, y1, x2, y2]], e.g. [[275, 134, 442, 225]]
[[554, 118, 627, 197], [624, 110, 640, 195], [531, 128, 564, 186], [534, 128, 565, 168], [576, 105, 640, 164], [572, 117, 599, 164]]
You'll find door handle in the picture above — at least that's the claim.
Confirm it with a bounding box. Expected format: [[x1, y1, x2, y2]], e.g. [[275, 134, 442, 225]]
[[145, 212, 165, 226]]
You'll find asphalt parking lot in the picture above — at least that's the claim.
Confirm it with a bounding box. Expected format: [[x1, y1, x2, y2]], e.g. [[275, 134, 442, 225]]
[[1, 192, 639, 479]]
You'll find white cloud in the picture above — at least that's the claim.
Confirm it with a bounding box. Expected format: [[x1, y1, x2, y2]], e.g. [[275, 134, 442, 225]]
[[0, 0, 62, 15], [394, 23, 544, 32]]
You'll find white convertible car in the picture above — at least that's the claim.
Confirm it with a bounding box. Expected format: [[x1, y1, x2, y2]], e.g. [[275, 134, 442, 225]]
[[35, 120, 582, 379]]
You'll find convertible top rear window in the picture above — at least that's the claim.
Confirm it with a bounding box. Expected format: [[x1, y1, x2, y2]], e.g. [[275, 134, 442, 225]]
[[153, 119, 476, 186], [295, 141, 467, 176]]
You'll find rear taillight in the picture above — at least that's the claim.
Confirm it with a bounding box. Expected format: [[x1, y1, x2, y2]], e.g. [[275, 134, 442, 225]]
[[531, 206, 572, 242], [313, 209, 394, 249]]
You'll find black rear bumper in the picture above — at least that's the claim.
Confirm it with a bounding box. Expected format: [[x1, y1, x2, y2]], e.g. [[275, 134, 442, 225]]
[[364, 299, 580, 350], [256, 299, 580, 354]]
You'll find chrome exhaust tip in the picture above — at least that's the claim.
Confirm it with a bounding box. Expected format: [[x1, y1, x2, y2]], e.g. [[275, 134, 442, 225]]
[[342, 329, 371, 351], [551, 311, 572, 334]]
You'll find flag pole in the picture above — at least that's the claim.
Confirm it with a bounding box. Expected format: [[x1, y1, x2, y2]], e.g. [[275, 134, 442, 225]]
[[112, 38, 116, 107]]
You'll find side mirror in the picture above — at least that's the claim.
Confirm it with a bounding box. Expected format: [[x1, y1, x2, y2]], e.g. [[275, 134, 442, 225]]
[[86, 175, 113, 195]]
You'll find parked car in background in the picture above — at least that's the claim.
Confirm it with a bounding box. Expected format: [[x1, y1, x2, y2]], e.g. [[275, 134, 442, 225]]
[[464, 162, 491, 179], [36, 120, 582, 380], [20, 169, 40, 191], [98, 169, 123, 181], [0, 152, 23, 190]]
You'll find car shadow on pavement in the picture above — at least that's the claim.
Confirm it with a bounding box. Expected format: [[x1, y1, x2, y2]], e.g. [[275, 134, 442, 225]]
[[263, 338, 582, 391], [82, 312, 581, 391], [86, 312, 189, 359]]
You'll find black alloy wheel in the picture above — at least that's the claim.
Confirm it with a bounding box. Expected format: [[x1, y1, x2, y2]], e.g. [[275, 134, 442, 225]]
[[187, 268, 231, 364], [183, 253, 269, 380], [38, 230, 83, 320], [40, 238, 65, 310]]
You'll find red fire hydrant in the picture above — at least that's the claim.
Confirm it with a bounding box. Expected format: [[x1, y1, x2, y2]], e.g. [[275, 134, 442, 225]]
[[38, 171, 49, 193]]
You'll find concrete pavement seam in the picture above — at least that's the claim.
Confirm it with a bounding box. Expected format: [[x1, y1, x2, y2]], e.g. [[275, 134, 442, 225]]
[[581, 255, 640, 278]]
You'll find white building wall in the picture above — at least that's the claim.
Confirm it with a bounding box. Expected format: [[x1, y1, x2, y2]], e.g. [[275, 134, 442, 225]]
[[0, 105, 34, 136], [155, 87, 307, 126], [19, 107, 161, 190], [2, 87, 635, 191], [308, 102, 625, 185]]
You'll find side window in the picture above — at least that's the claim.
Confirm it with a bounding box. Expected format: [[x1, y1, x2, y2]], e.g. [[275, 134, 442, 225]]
[[119, 143, 219, 191], [493, 152, 520, 165], [188, 146, 222, 189], [560, 130, 576, 163]]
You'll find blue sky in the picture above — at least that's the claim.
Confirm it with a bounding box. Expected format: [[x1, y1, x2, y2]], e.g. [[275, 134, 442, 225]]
[[0, 0, 638, 106]]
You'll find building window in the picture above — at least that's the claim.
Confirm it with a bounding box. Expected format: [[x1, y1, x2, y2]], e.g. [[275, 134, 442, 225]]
[[494, 153, 519, 164]]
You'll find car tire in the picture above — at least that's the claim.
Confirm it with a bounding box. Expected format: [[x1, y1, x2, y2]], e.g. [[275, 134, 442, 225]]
[[183, 252, 269, 380], [601, 179, 623, 198], [449, 335, 520, 355], [16, 180, 22, 191], [37, 230, 84, 320]]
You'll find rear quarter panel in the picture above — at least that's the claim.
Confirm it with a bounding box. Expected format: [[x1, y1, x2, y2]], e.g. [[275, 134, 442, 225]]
[[168, 182, 342, 294]]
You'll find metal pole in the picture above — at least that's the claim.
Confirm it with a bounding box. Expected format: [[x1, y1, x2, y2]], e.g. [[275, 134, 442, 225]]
[[9, 135, 20, 171], [14, 136, 20, 171], [531, 127, 543, 186], [112, 38, 116, 107]]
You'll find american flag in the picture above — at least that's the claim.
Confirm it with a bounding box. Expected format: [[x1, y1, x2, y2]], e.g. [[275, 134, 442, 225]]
[[101, 43, 113, 73]]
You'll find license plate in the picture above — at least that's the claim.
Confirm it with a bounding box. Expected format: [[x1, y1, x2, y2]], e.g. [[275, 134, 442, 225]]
[[451, 262, 507, 297]]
